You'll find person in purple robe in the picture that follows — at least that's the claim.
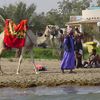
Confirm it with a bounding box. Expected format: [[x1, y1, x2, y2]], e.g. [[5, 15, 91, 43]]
[[61, 26, 76, 73]]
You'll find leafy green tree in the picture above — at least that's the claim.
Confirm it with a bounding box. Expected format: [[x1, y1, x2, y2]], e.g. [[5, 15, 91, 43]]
[[13, 2, 36, 24], [97, 0, 100, 6], [57, 0, 92, 22], [32, 13, 47, 32], [0, 2, 36, 30], [46, 9, 66, 27], [0, 4, 16, 20]]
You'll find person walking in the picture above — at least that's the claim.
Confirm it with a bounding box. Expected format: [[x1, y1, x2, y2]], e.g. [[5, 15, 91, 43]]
[[61, 26, 76, 73]]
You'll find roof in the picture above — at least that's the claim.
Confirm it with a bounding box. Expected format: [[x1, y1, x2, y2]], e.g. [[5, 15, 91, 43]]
[[88, 7, 100, 10], [67, 19, 100, 25]]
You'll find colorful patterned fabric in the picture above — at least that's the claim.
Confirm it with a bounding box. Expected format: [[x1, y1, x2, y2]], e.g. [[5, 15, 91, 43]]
[[4, 19, 28, 48]]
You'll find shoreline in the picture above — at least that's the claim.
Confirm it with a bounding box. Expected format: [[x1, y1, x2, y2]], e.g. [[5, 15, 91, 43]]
[[0, 58, 100, 88]]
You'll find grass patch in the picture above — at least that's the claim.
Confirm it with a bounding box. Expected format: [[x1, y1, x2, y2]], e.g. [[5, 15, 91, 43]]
[[1, 47, 100, 60]]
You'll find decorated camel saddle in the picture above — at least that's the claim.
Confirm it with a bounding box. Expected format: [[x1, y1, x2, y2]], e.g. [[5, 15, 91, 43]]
[[4, 19, 28, 48]]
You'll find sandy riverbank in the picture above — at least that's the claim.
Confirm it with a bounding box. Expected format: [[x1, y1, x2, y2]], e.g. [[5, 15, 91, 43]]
[[0, 58, 100, 88]]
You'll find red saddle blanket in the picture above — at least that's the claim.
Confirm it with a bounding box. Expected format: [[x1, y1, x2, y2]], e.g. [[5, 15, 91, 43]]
[[4, 19, 28, 48], [4, 35, 26, 48]]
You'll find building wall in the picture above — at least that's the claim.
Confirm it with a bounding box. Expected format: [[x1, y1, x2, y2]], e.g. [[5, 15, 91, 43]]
[[68, 8, 100, 33], [82, 9, 100, 20]]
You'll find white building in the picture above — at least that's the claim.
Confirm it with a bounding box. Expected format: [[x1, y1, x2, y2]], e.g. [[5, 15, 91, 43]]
[[82, 7, 100, 21], [68, 7, 100, 33]]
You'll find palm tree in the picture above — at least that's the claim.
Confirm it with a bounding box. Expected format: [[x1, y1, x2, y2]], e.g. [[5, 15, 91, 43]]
[[0, 2, 36, 28]]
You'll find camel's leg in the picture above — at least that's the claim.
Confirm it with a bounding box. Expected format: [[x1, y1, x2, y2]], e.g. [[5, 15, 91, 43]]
[[30, 48, 38, 74], [15, 48, 22, 58], [0, 48, 4, 74], [0, 57, 4, 74], [16, 48, 24, 74]]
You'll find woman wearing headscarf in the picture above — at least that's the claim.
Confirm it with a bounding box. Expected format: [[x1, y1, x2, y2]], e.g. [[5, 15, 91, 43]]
[[61, 26, 76, 73]]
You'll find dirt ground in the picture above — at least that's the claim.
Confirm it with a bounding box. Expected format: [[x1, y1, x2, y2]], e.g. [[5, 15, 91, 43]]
[[0, 58, 100, 88]]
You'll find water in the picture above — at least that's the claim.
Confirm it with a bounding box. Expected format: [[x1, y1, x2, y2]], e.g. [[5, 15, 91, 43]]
[[0, 86, 100, 100]]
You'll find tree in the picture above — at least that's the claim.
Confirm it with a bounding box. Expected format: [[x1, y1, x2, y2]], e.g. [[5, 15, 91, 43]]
[[13, 2, 36, 24], [46, 9, 66, 27], [57, 0, 92, 22], [97, 0, 100, 6], [0, 2, 36, 30], [32, 13, 47, 32]]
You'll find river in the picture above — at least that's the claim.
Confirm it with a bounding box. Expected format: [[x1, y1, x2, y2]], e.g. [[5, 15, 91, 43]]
[[0, 86, 100, 100]]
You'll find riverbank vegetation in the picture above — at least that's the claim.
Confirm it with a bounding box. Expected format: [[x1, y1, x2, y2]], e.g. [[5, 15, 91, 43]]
[[1, 47, 100, 60]]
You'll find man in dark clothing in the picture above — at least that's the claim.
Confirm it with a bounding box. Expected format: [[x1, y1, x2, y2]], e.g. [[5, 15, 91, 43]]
[[74, 27, 83, 68]]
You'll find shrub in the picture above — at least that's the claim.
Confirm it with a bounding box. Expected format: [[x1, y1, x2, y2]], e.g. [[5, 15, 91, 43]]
[[1, 47, 100, 60], [1, 48, 59, 59]]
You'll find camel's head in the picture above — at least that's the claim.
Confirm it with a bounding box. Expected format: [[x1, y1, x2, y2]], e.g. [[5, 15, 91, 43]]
[[59, 28, 67, 35], [44, 25, 60, 37]]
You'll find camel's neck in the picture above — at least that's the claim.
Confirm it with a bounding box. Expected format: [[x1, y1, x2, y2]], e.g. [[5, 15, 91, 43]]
[[37, 29, 50, 45]]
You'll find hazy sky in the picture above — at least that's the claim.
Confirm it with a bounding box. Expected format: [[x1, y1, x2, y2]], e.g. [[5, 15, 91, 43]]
[[0, 0, 62, 13]]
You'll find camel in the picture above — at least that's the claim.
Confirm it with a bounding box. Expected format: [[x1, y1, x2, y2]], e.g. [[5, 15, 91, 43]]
[[43, 26, 66, 58], [0, 20, 57, 75]]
